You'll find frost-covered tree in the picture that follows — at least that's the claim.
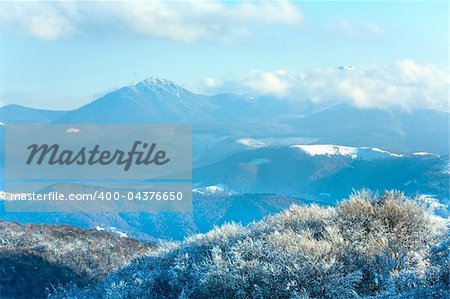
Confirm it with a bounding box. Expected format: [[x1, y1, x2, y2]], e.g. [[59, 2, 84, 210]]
[[52, 190, 449, 298]]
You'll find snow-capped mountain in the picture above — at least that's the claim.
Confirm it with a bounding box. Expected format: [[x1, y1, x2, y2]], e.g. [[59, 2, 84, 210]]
[[237, 141, 408, 159], [53, 78, 217, 124], [194, 144, 449, 206]]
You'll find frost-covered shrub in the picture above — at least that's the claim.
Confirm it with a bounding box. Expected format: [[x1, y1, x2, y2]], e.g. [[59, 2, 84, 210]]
[[52, 190, 449, 299]]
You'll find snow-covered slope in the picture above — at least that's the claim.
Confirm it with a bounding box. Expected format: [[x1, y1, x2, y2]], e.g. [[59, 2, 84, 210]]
[[292, 144, 359, 158], [291, 144, 403, 159], [236, 138, 266, 149]]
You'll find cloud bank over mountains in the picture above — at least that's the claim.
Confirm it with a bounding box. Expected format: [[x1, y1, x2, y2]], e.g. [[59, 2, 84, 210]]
[[0, 1, 302, 42], [204, 60, 449, 112], [0, 2, 447, 112]]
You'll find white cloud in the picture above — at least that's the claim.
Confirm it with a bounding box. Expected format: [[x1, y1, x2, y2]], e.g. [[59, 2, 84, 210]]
[[0, 2, 78, 40], [0, 1, 302, 42], [204, 61, 450, 111], [333, 18, 384, 38], [204, 78, 218, 88], [244, 70, 292, 97], [364, 22, 384, 36]]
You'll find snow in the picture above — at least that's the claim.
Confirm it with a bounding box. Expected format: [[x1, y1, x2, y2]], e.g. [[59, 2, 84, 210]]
[[292, 144, 404, 159], [110, 227, 128, 238], [237, 139, 432, 160], [237, 137, 317, 149], [95, 226, 128, 238], [205, 186, 225, 193], [193, 184, 232, 196], [414, 152, 430, 156], [370, 147, 403, 157], [292, 144, 359, 158], [413, 152, 439, 157], [140, 77, 186, 98], [237, 138, 265, 149]]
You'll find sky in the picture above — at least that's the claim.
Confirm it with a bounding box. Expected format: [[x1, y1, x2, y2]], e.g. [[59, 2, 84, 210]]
[[0, 1, 448, 111]]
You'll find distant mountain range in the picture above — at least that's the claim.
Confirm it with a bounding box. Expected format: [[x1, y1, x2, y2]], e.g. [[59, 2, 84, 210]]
[[286, 104, 449, 154], [1, 77, 448, 156]]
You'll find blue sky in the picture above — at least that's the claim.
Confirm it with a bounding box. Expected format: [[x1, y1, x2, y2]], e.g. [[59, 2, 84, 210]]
[[0, 1, 448, 110]]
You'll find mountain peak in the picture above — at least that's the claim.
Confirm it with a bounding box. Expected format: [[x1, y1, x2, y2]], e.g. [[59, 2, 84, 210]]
[[142, 76, 175, 86], [137, 77, 188, 97]]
